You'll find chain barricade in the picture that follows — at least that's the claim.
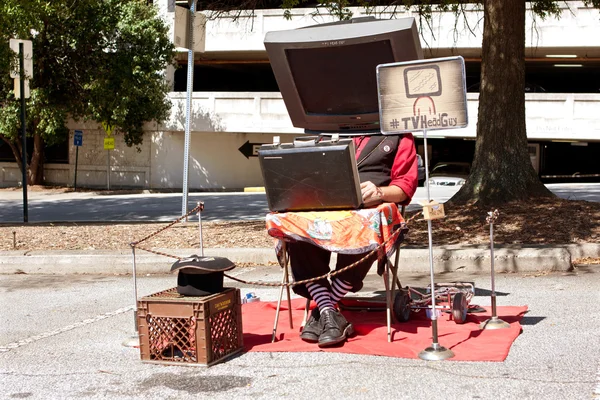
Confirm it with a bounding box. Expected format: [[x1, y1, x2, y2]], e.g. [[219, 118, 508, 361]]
[[130, 203, 204, 247], [131, 204, 422, 289]]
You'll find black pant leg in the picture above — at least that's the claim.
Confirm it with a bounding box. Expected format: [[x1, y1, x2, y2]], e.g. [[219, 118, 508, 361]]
[[334, 251, 377, 293], [287, 241, 332, 298]]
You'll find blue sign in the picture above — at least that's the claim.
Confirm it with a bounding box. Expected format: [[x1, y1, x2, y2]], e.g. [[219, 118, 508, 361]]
[[74, 130, 83, 147]]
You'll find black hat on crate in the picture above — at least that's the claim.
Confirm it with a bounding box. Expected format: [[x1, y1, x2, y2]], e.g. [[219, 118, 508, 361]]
[[170, 255, 236, 296]]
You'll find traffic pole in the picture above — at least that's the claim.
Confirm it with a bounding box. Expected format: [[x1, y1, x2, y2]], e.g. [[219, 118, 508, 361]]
[[19, 43, 28, 223]]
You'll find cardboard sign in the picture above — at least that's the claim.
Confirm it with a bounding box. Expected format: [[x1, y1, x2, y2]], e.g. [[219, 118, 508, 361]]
[[419, 200, 445, 220], [377, 56, 468, 134]]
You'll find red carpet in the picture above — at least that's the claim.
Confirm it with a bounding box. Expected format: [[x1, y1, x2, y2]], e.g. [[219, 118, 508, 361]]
[[242, 298, 527, 361]]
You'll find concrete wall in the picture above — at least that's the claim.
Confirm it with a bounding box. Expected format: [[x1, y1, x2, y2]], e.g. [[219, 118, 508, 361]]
[[150, 130, 278, 189], [1, 2, 599, 190], [432, 93, 600, 141], [162, 92, 600, 141], [196, 2, 600, 58], [1, 92, 599, 189]]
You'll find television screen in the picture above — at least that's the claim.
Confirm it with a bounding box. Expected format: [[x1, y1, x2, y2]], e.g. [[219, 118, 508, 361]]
[[286, 40, 395, 115], [265, 17, 423, 134]]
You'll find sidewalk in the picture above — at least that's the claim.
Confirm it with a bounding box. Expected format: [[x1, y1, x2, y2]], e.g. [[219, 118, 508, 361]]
[[2, 243, 599, 275], [2, 185, 599, 275]]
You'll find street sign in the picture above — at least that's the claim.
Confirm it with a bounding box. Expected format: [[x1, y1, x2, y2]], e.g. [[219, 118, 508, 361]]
[[74, 130, 83, 147], [173, 5, 206, 52], [101, 121, 114, 136], [9, 39, 33, 79], [13, 79, 30, 99], [104, 137, 115, 150], [238, 141, 263, 159], [10, 39, 33, 99]]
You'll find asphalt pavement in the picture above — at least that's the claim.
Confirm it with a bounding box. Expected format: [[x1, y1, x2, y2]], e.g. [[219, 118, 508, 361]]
[[1, 267, 599, 399], [1, 183, 600, 399], [2, 182, 599, 223]]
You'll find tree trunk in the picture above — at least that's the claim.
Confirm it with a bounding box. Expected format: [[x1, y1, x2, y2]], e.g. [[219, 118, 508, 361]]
[[450, 0, 553, 206], [2, 136, 21, 171], [29, 133, 45, 185], [2, 136, 28, 186]]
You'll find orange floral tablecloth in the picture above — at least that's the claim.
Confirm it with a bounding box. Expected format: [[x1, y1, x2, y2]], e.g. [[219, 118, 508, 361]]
[[265, 203, 407, 262]]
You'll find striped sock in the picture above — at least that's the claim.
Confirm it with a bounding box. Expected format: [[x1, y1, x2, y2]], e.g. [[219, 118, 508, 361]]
[[305, 282, 335, 312], [330, 278, 353, 304]]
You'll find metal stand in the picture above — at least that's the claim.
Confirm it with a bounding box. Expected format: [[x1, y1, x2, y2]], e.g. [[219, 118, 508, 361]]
[[480, 210, 510, 330], [418, 130, 454, 361], [122, 246, 140, 347], [197, 202, 205, 255], [181, 0, 197, 219]]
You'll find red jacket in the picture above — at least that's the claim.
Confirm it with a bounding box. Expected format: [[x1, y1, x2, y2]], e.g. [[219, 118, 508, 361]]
[[353, 133, 418, 204]]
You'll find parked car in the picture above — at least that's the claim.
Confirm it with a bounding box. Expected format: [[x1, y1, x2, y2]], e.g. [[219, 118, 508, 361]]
[[428, 162, 471, 186], [417, 154, 425, 186]]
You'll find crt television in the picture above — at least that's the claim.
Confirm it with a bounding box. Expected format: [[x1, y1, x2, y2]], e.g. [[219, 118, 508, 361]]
[[264, 17, 423, 135]]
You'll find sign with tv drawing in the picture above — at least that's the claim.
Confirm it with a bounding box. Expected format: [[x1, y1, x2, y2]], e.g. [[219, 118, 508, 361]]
[[377, 56, 468, 135]]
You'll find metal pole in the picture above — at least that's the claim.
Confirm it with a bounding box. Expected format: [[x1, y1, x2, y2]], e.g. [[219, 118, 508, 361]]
[[122, 245, 140, 347], [132, 246, 139, 324], [107, 150, 110, 190], [423, 133, 438, 340], [19, 43, 28, 223], [480, 210, 510, 329], [418, 130, 454, 360], [197, 202, 204, 256], [74, 146, 79, 191], [490, 221, 497, 315], [181, 0, 196, 219]]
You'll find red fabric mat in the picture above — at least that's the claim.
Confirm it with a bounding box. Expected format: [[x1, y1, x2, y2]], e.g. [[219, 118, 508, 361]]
[[242, 298, 527, 362]]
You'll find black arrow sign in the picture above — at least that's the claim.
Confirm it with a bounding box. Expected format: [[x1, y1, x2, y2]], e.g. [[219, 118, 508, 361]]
[[238, 141, 263, 159]]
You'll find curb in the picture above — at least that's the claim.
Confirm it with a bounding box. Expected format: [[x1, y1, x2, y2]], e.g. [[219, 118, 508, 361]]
[[0, 248, 274, 275], [1, 244, 598, 275]]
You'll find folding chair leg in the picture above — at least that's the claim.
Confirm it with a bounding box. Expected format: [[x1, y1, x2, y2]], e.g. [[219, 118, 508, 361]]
[[272, 265, 287, 342], [284, 260, 293, 329], [392, 240, 402, 291], [385, 242, 403, 343], [301, 298, 311, 328], [272, 242, 294, 343], [384, 260, 393, 343]]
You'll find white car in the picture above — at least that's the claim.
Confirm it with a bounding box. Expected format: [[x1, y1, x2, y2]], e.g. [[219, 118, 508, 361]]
[[428, 162, 471, 186], [417, 154, 425, 186]]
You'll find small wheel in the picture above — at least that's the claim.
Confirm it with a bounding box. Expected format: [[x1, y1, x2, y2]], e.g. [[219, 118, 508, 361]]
[[452, 292, 468, 324], [393, 289, 411, 322]]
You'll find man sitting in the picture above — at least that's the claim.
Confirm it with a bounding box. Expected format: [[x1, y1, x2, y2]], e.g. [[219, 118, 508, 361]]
[[287, 133, 418, 347]]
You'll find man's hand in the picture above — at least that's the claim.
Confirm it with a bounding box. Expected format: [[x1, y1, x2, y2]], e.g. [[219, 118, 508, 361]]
[[361, 181, 384, 207], [361, 181, 408, 206]]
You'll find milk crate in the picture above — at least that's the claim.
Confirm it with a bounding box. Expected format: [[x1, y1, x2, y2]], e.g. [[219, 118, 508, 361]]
[[137, 287, 243, 366]]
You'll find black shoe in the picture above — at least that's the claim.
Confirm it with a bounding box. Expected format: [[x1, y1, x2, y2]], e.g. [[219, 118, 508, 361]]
[[318, 308, 354, 348], [300, 307, 322, 343]]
